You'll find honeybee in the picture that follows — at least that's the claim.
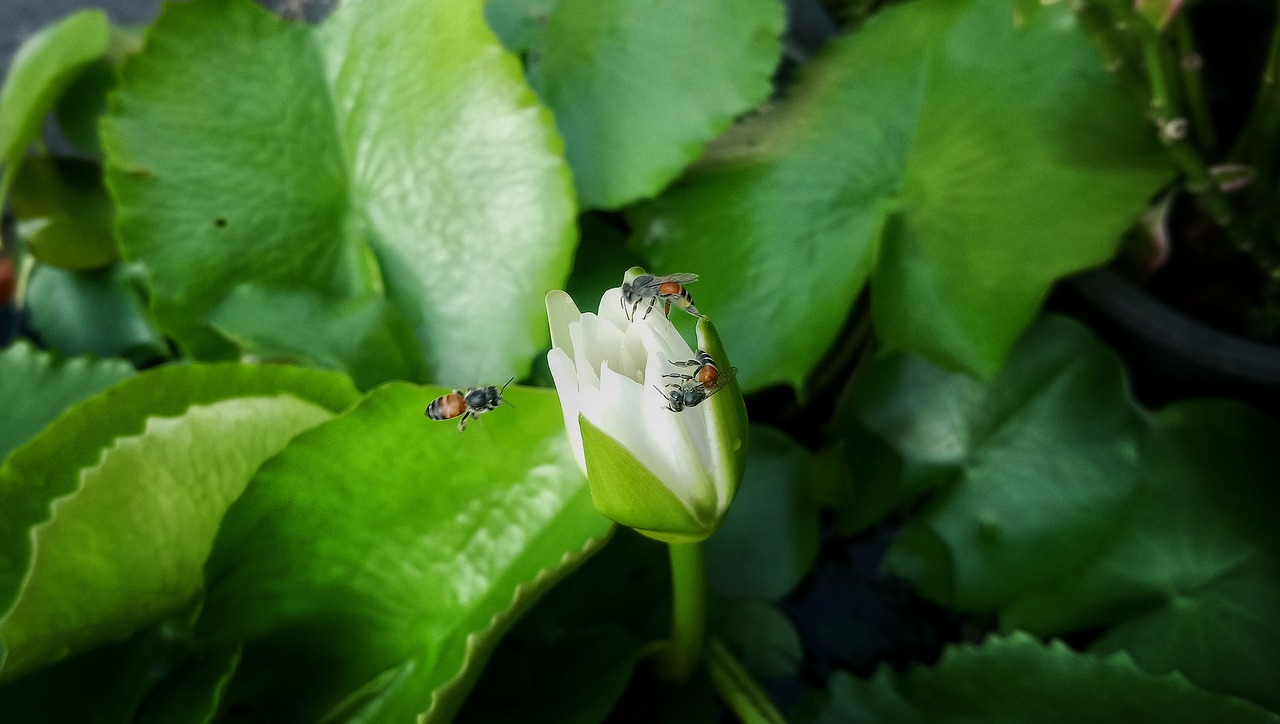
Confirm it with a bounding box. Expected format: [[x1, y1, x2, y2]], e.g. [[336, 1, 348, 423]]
[[425, 378, 513, 431], [656, 350, 735, 413], [621, 272, 701, 321]]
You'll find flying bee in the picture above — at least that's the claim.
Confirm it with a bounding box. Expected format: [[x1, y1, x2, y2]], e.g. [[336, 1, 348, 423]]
[[621, 272, 701, 321], [655, 351, 736, 413], [425, 378, 513, 432]]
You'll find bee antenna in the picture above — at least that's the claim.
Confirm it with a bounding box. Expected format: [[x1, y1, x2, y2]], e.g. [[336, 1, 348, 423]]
[[500, 376, 515, 391]]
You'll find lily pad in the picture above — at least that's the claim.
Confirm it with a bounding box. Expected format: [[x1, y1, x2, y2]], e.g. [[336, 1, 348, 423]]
[[809, 633, 1280, 724], [706, 425, 819, 601], [197, 383, 612, 722], [207, 284, 429, 390], [102, 0, 576, 384], [630, 0, 1171, 390], [522, 0, 784, 209], [1005, 400, 1280, 713], [855, 315, 1144, 609]]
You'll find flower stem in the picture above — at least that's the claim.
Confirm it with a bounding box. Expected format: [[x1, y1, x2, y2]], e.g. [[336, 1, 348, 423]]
[[656, 541, 705, 682], [704, 637, 788, 724]]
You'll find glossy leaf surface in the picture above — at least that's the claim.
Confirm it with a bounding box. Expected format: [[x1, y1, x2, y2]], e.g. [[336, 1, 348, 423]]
[[197, 383, 612, 722], [0, 365, 357, 679], [102, 0, 576, 384], [631, 0, 1171, 390]]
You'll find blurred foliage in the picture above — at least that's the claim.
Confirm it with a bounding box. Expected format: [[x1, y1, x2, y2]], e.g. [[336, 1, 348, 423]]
[[2, 0, 1279, 720]]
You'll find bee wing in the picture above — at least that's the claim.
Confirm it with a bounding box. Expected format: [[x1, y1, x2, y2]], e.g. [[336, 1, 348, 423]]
[[703, 366, 738, 399], [654, 273, 700, 284]]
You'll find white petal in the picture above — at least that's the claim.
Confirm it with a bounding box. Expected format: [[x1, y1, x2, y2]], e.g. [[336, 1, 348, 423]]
[[639, 315, 696, 367], [580, 364, 695, 507], [545, 290, 581, 358], [643, 345, 715, 501], [599, 287, 631, 331], [547, 348, 587, 475], [639, 357, 715, 512]]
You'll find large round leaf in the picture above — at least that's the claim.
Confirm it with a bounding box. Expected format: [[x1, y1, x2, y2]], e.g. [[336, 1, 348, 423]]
[[102, 0, 576, 385], [855, 315, 1144, 609], [1005, 400, 1280, 713], [197, 383, 612, 722], [809, 633, 1280, 724], [526, 0, 784, 209], [847, 315, 1280, 712], [630, 0, 1171, 390]]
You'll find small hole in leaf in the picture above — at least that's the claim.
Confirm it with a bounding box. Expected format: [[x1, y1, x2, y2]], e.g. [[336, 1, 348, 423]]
[[214, 217, 228, 228]]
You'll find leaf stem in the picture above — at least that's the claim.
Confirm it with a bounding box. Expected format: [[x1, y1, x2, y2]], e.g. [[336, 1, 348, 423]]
[[1172, 13, 1216, 152], [704, 637, 788, 724], [656, 541, 705, 682]]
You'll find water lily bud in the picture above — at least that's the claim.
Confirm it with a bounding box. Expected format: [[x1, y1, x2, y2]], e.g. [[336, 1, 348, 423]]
[[545, 273, 748, 543]]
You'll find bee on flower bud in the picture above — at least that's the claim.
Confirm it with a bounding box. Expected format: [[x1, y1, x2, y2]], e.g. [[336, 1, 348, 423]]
[[425, 378, 513, 432], [621, 272, 701, 321], [656, 350, 735, 413]]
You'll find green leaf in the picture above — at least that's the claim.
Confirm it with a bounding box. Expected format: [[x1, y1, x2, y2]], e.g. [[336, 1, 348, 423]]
[[706, 426, 819, 601], [11, 156, 116, 269], [207, 285, 429, 390], [854, 316, 1144, 611], [133, 647, 241, 724], [630, 0, 1171, 390], [849, 315, 1280, 712], [484, 0, 561, 55], [1006, 400, 1280, 713], [54, 25, 145, 157], [102, 0, 576, 383], [25, 262, 168, 364], [719, 599, 803, 679], [809, 633, 1280, 724], [526, 0, 783, 209], [0, 340, 132, 463], [0, 393, 336, 680], [0, 618, 195, 724], [197, 383, 612, 722], [457, 625, 642, 724], [0, 363, 360, 632], [0, 10, 110, 200]]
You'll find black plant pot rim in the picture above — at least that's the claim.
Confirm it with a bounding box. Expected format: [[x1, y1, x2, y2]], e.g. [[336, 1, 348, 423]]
[[1070, 266, 1280, 387]]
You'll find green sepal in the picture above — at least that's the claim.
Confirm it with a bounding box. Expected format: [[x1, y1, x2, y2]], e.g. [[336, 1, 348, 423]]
[[695, 315, 748, 514], [580, 414, 715, 543]]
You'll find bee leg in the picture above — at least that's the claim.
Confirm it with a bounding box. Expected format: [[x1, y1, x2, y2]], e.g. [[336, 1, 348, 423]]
[[667, 358, 700, 368], [457, 411, 472, 432], [663, 372, 695, 380], [642, 297, 657, 320]]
